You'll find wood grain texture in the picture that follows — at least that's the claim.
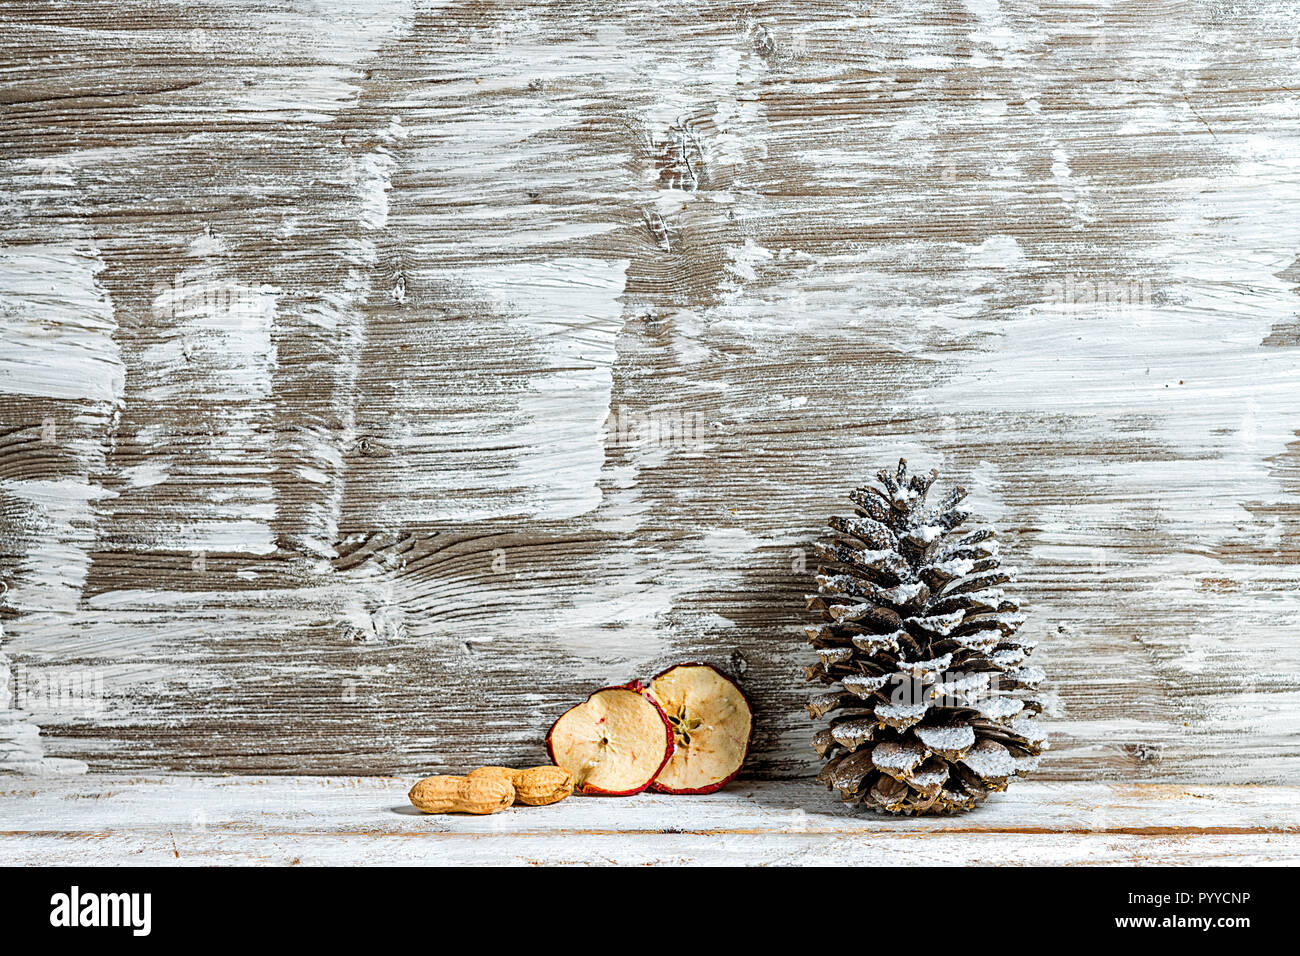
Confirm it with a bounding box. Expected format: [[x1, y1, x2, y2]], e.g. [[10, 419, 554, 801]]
[[0, 776, 1295, 865], [2, 1, 1299, 781]]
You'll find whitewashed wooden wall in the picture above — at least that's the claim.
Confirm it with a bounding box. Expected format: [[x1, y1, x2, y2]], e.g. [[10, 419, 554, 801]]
[[2, 0, 1298, 782]]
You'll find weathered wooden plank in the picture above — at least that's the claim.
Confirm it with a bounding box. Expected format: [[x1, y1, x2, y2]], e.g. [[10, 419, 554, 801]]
[[0, 777, 1295, 865], [5, 830, 1290, 866], [1, 2, 1298, 779]]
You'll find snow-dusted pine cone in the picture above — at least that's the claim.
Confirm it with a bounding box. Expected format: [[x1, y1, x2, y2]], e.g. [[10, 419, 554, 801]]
[[804, 459, 1047, 814]]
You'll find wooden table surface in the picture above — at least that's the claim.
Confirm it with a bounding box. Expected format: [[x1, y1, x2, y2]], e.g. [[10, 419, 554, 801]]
[[2, 0, 1299, 859], [2, 776, 1296, 865]]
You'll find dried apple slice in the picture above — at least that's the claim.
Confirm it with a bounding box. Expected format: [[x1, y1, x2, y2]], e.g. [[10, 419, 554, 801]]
[[545, 682, 674, 795], [646, 663, 753, 794]]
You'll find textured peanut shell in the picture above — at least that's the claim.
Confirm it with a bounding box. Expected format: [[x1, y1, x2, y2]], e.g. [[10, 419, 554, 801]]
[[511, 766, 574, 806], [468, 765, 574, 806], [408, 775, 514, 814], [466, 766, 518, 786]]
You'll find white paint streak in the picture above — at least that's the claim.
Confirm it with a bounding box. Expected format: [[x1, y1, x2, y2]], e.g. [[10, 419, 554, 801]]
[[0, 235, 122, 772], [144, 280, 279, 403], [471, 257, 630, 521], [0, 244, 123, 403]]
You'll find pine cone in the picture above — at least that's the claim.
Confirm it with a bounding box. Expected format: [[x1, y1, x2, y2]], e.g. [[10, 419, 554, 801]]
[[804, 459, 1046, 813]]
